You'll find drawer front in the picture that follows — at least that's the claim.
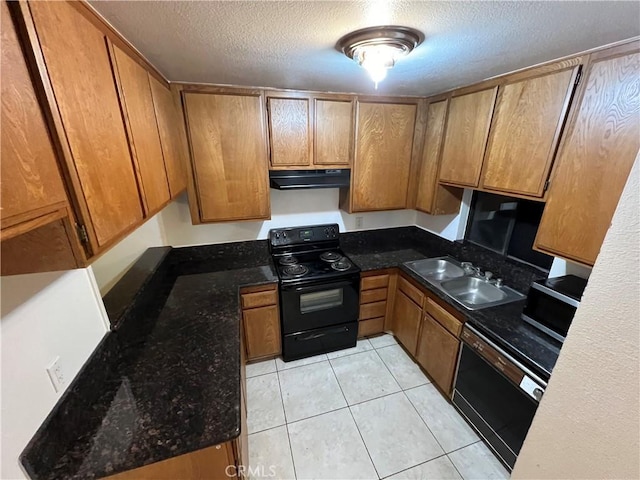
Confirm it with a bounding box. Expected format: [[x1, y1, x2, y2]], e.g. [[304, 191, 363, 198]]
[[358, 317, 385, 337], [360, 287, 387, 304], [359, 301, 387, 320], [241, 289, 278, 309], [424, 297, 463, 337], [398, 276, 425, 307], [361, 274, 389, 291]]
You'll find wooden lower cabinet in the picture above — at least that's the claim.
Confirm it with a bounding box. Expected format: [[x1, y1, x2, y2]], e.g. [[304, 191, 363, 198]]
[[391, 290, 422, 356], [241, 285, 281, 361], [415, 313, 461, 395], [105, 443, 238, 479]]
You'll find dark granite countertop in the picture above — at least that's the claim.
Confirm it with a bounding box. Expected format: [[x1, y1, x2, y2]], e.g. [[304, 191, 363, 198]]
[[21, 245, 277, 480], [21, 227, 557, 479], [341, 229, 559, 379]]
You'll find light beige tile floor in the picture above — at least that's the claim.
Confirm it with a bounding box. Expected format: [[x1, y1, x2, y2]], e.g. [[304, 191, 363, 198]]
[[247, 333, 510, 480]]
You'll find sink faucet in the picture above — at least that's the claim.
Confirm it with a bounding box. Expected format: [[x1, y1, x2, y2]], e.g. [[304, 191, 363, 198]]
[[484, 271, 494, 282]]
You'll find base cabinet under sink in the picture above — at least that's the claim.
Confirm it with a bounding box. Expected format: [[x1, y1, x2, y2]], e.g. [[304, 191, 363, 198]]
[[415, 313, 460, 394]]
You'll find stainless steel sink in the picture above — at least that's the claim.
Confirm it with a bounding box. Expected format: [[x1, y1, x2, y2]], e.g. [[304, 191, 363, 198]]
[[403, 256, 526, 310], [404, 257, 465, 282]]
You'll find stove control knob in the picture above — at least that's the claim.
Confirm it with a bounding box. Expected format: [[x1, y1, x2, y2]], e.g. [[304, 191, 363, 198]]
[[283, 232, 287, 238], [275, 232, 280, 239]]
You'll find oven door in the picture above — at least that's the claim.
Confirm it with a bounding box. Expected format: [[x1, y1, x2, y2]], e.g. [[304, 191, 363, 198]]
[[280, 276, 360, 334]]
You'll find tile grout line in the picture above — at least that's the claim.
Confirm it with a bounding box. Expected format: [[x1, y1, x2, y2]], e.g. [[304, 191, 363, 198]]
[[327, 356, 382, 480], [275, 369, 298, 479]]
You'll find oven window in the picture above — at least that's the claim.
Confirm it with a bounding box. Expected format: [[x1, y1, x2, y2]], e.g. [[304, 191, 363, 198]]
[[300, 288, 344, 314]]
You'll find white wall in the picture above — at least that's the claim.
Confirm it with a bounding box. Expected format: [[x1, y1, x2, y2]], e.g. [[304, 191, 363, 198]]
[[513, 159, 639, 479], [414, 188, 474, 241], [0, 269, 109, 480], [91, 211, 166, 295], [159, 189, 418, 247]]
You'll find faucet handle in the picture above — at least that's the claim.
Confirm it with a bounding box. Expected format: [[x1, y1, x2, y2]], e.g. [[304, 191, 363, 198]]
[[484, 271, 494, 282], [461, 262, 475, 274], [495, 278, 503, 287]]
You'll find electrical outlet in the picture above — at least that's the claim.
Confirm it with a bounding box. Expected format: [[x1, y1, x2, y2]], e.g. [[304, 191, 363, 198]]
[[46, 356, 65, 393], [355, 216, 364, 229]]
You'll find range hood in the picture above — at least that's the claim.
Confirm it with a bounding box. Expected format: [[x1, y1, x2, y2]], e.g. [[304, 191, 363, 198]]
[[269, 169, 350, 190]]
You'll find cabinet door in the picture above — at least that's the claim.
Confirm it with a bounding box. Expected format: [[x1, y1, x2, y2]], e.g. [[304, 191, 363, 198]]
[[439, 88, 497, 187], [184, 91, 270, 222], [315, 98, 353, 166], [29, 1, 143, 248], [481, 67, 579, 197], [392, 290, 422, 356], [268, 97, 312, 167], [1, 0, 67, 227], [243, 305, 281, 360], [535, 46, 640, 266], [415, 100, 463, 215], [110, 43, 170, 214], [352, 102, 417, 211], [149, 77, 188, 197], [415, 313, 460, 395]]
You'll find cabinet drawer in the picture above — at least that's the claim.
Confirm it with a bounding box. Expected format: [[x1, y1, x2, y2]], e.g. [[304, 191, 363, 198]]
[[360, 287, 387, 304], [361, 274, 390, 290], [241, 289, 278, 309], [398, 276, 425, 307], [424, 297, 463, 337], [359, 301, 387, 320], [358, 317, 384, 337]]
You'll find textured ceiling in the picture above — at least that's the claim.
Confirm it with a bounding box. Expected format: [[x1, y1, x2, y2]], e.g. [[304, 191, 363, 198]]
[[89, 1, 640, 96]]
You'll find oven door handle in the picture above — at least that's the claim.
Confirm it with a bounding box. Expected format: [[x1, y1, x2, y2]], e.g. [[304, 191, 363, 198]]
[[297, 325, 350, 341], [291, 280, 356, 293]]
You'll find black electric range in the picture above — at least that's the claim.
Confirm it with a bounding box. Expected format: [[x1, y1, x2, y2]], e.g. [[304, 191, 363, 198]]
[[269, 224, 361, 361]]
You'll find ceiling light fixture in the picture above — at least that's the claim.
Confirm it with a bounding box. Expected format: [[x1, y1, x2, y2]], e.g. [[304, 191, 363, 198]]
[[338, 26, 423, 89]]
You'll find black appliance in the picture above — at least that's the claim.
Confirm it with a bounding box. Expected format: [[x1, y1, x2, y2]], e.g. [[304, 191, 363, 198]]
[[453, 324, 547, 471], [521, 274, 587, 342], [269, 224, 360, 361], [269, 169, 350, 190]]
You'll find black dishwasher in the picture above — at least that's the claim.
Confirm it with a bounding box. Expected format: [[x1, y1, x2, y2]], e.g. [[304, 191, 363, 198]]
[[453, 324, 546, 471]]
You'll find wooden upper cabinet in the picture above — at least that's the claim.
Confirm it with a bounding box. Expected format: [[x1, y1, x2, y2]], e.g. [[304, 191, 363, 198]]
[[351, 102, 417, 211], [109, 42, 170, 215], [535, 45, 640, 266], [480, 66, 580, 197], [183, 90, 270, 223], [315, 98, 353, 166], [268, 96, 312, 167], [1, 0, 67, 229], [29, 1, 143, 249], [415, 99, 463, 215], [438, 87, 497, 187], [149, 78, 188, 197]]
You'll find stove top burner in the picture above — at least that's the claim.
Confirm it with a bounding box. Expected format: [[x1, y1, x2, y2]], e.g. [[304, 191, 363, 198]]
[[282, 264, 309, 277], [320, 251, 342, 263], [331, 258, 353, 272], [279, 256, 299, 266]]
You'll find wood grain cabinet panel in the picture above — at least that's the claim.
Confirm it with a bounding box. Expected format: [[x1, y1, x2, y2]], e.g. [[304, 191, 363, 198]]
[[415, 313, 460, 396], [243, 305, 281, 360], [391, 290, 422, 356], [105, 443, 237, 479], [480, 67, 579, 197], [439, 88, 497, 187], [415, 100, 463, 215], [352, 102, 417, 211], [110, 43, 170, 214], [29, 1, 143, 248], [315, 98, 353, 166], [268, 97, 312, 167], [183, 91, 270, 222], [535, 47, 640, 266], [1, 1, 68, 228], [149, 77, 188, 198]]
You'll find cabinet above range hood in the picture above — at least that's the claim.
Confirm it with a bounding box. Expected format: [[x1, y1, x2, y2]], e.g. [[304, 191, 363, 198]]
[[269, 169, 350, 190]]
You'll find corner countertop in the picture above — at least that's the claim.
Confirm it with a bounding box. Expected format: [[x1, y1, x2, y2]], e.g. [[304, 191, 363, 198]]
[[21, 247, 277, 480], [21, 228, 558, 479]]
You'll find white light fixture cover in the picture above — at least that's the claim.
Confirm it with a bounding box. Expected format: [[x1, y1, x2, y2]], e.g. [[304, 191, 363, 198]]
[[338, 26, 423, 89]]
